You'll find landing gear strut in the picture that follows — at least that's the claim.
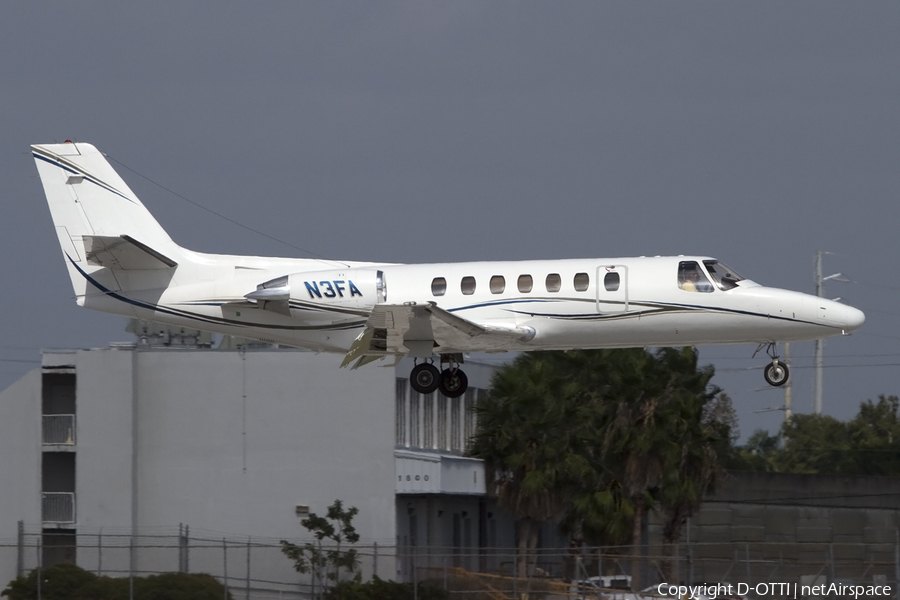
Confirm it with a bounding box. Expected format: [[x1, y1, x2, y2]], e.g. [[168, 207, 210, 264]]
[[409, 355, 468, 397], [755, 342, 790, 387]]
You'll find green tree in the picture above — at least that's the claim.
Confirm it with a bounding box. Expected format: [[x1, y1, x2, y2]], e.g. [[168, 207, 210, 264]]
[[846, 395, 900, 475], [731, 429, 781, 471], [281, 499, 361, 598], [592, 347, 727, 585], [737, 395, 900, 476], [776, 413, 854, 473], [651, 348, 727, 579], [470, 348, 734, 583], [469, 352, 589, 577]]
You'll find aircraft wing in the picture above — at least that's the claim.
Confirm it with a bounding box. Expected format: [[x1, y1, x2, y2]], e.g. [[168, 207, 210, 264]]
[[340, 302, 534, 369]]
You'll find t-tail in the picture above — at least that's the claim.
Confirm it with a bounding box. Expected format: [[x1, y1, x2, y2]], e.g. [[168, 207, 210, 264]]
[[32, 142, 187, 311]]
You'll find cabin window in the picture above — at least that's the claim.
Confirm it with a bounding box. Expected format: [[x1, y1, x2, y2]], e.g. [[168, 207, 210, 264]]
[[461, 276, 476, 295], [574, 272, 590, 292], [546, 273, 561, 293], [517, 274, 533, 293], [431, 277, 447, 296], [490, 275, 505, 294], [678, 261, 714, 293], [604, 272, 620, 292]]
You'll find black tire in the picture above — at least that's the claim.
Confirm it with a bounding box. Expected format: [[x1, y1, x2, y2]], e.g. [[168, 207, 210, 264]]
[[764, 360, 789, 387], [410, 363, 441, 394], [439, 368, 468, 398]]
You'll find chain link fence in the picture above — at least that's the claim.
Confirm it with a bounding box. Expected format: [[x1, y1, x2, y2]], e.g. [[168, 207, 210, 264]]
[[4, 523, 900, 600]]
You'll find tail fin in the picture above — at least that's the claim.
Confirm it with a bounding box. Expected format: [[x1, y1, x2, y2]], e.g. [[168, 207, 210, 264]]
[[32, 142, 184, 304]]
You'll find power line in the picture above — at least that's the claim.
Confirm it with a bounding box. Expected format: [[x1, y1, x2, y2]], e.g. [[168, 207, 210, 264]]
[[853, 280, 900, 292], [717, 362, 900, 374], [106, 154, 341, 263], [709, 352, 900, 361]]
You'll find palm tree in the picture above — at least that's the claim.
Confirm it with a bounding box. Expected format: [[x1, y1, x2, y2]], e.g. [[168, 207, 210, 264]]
[[587, 348, 727, 586], [470, 352, 591, 577], [471, 348, 733, 584], [651, 348, 727, 580]]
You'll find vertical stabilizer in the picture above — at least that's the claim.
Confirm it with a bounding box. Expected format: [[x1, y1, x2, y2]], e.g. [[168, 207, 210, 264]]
[[32, 142, 184, 306]]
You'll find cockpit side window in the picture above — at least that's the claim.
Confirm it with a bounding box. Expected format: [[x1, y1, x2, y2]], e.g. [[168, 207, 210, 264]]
[[703, 260, 744, 291], [678, 261, 714, 293]]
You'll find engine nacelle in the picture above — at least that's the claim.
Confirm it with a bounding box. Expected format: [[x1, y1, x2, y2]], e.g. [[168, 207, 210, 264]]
[[247, 268, 386, 320], [289, 268, 386, 309]]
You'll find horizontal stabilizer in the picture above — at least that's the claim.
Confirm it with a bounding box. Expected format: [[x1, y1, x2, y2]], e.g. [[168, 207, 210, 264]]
[[83, 235, 178, 270]]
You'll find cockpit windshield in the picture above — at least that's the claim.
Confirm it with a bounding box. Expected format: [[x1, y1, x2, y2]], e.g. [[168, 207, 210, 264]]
[[703, 260, 744, 291]]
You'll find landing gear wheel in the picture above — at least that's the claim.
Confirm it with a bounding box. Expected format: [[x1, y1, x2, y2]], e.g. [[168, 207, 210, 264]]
[[439, 368, 468, 398], [764, 360, 789, 387], [410, 363, 441, 394]]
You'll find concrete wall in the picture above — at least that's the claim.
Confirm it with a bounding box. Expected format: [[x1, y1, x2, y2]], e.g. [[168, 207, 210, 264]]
[[710, 470, 900, 510], [691, 471, 900, 545], [645, 470, 900, 585], [0, 370, 42, 582], [75, 348, 135, 532], [130, 349, 397, 544]]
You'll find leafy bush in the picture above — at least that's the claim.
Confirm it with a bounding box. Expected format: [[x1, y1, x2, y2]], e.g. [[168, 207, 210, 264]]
[[2, 563, 231, 600], [323, 576, 447, 600]]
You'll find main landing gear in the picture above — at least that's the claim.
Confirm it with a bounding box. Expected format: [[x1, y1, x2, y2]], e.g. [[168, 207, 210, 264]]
[[755, 342, 790, 387], [409, 355, 469, 398]]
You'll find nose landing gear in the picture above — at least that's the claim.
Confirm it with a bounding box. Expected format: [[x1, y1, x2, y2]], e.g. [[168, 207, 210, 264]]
[[409, 355, 469, 398], [755, 342, 790, 387], [764, 359, 789, 387]]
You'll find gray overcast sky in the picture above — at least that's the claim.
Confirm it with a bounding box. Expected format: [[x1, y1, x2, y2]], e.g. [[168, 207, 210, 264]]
[[2, 2, 898, 439]]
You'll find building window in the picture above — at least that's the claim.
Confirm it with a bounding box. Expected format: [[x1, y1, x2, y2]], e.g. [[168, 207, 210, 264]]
[[437, 395, 448, 450], [409, 391, 420, 448], [453, 514, 462, 567], [604, 272, 620, 292], [461, 276, 476, 295], [517, 274, 533, 293], [431, 277, 447, 296], [464, 389, 477, 451], [574, 272, 590, 292], [545, 273, 561, 293], [423, 393, 434, 449], [396, 379, 407, 446], [450, 396, 461, 452], [490, 275, 505, 294]]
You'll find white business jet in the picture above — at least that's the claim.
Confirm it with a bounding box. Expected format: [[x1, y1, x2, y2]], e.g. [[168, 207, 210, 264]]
[[32, 142, 865, 398]]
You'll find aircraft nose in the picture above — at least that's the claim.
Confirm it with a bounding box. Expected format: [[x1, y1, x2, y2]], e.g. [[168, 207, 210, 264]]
[[823, 300, 866, 333], [841, 304, 866, 333]]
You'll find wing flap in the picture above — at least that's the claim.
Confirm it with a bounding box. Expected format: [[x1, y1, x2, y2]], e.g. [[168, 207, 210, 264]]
[[340, 302, 534, 368]]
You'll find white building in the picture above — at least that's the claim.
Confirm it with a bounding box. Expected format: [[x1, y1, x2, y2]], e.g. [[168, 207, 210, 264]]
[[0, 341, 517, 597]]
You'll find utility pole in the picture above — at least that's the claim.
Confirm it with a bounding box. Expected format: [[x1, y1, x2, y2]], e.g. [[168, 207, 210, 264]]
[[784, 342, 792, 422], [814, 251, 824, 415], [813, 251, 850, 415]]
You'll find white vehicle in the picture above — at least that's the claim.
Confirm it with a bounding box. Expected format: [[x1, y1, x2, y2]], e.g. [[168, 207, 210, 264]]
[[32, 142, 865, 398]]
